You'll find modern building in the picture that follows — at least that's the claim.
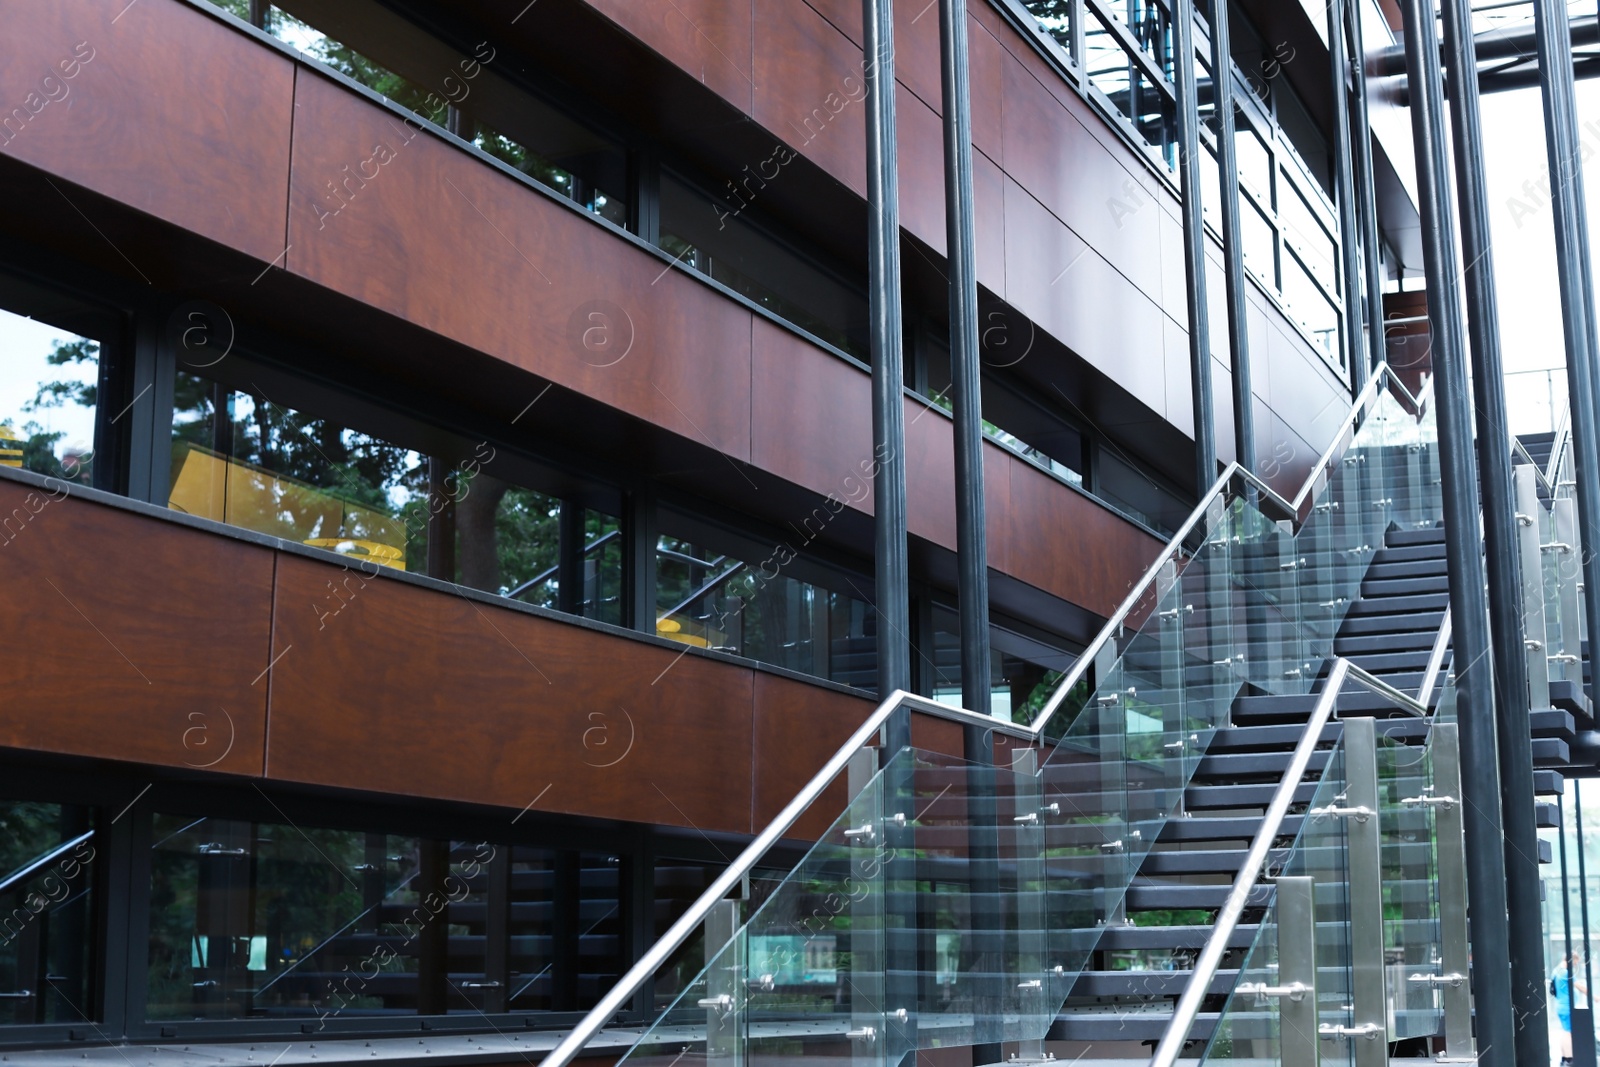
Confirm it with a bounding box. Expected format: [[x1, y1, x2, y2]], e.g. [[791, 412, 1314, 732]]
[[0, 0, 1595, 1065]]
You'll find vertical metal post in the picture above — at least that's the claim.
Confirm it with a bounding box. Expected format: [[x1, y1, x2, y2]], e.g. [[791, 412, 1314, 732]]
[[847, 746, 885, 1067], [1431, 722, 1475, 1060], [1440, 1, 1550, 1055], [1204, 0, 1256, 469], [623, 484, 657, 636], [1579, 779, 1599, 1067], [1326, 0, 1368, 393], [1534, 0, 1600, 801], [1171, 0, 1217, 498], [939, 0, 992, 738], [1516, 467, 1554, 711], [1344, 0, 1388, 376], [1011, 747, 1048, 1062], [863, 0, 911, 738], [1397, 3, 1515, 1064], [1275, 876, 1319, 1067], [1554, 494, 1584, 667], [703, 900, 744, 1067], [1342, 717, 1387, 1067], [557, 500, 585, 615]]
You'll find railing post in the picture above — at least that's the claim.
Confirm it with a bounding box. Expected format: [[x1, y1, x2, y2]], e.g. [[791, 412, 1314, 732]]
[[1430, 721, 1475, 1061], [1553, 492, 1585, 653], [847, 746, 887, 1067], [1342, 717, 1387, 1067], [703, 899, 744, 1067], [1516, 465, 1553, 710], [1011, 747, 1049, 1062], [1096, 638, 1130, 926], [1275, 876, 1320, 1067]]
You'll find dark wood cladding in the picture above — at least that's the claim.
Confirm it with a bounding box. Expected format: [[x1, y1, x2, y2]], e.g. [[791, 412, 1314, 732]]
[[286, 72, 755, 464], [0, 0, 294, 264], [751, 673, 871, 839], [0, 480, 271, 775], [266, 552, 760, 832]]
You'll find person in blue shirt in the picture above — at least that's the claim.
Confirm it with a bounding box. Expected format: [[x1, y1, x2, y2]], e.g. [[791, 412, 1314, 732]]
[[1555, 954, 1590, 1067]]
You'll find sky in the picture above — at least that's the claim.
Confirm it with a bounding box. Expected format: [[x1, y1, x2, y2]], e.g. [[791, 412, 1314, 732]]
[[1481, 77, 1600, 436]]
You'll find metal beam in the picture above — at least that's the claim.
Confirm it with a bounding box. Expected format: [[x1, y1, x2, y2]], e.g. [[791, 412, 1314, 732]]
[[1438, 1, 1549, 1060], [1397, 4, 1515, 1067], [1345, 0, 1388, 377], [1206, 0, 1256, 469], [1172, 0, 1217, 499], [863, 0, 911, 745], [1327, 0, 1368, 394]]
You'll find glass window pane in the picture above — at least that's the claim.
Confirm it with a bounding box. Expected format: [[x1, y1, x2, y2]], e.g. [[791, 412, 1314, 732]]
[[1241, 193, 1277, 291], [654, 527, 875, 688], [1281, 248, 1341, 365], [148, 814, 501, 1021], [0, 309, 98, 485], [659, 175, 868, 359], [0, 800, 96, 1026], [1019, 0, 1073, 51], [169, 371, 427, 572], [1278, 171, 1339, 293], [1234, 118, 1273, 204]]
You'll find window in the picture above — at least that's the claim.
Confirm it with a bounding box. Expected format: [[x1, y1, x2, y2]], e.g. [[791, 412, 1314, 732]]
[[658, 174, 869, 360], [654, 516, 877, 689], [0, 307, 99, 486], [169, 370, 430, 572], [0, 800, 97, 1027], [927, 606, 1074, 724]]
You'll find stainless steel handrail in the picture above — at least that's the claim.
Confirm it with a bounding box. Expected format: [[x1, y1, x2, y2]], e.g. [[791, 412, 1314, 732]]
[[1030, 361, 1422, 738], [1511, 425, 1571, 496], [1418, 608, 1454, 709], [538, 363, 1428, 1067], [1147, 658, 1427, 1067]]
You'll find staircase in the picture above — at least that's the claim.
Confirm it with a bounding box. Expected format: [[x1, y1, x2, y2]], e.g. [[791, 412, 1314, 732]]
[[536, 366, 1596, 1067]]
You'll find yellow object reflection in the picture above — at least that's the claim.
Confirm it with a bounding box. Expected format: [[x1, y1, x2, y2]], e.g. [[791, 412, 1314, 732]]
[[168, 441, 407, 569]]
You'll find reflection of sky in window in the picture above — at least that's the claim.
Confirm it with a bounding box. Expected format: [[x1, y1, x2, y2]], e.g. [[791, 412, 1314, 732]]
[[0, 307, 96, 456]]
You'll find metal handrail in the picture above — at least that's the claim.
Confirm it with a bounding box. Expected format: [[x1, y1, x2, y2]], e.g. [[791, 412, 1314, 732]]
[[1418, 608, 1454, 709], [1147, 658, 1427, 1067], [536, 362, 1431, 1067], [1511, 425, 1572, 496], [1029, 361, 1424, 737], [504, 529, 622, 601], [0, 830, 94, 896]]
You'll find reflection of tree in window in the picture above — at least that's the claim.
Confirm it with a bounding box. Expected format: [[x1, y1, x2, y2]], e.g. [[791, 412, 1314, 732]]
[[13, 337, 97, 484]]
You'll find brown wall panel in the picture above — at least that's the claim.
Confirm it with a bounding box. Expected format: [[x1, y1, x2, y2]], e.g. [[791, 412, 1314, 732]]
[[0, 481, 270, 774], [584, 0, 755, 112], [0, 0, 294, 264], [751, 673, 872, 839], [286, 71, 755, 464], [1002, 457, 1161, 617], [754, 0, 867, 198], [265, 553, 758, 833]]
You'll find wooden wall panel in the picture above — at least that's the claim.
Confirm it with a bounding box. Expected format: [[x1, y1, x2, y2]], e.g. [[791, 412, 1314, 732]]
[[1002, 458, 1162, 617], [751, 673, 872, 838], [583, 0, 754, 112], [0, 0, 294, 264], [0, 481, 270, 774], [753, 0, 867, 198], [286, 72, 755, 464], [265, 553, 757, 833]]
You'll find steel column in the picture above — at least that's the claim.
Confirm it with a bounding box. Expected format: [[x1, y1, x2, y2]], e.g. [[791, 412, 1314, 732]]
[[863, 0, 912, 740], [1580, 779, 1598, 1067], [1172, 0, 1217, 498], [1440, 1, 1548, 1057], [1327, 0, 1368, 393], [1431, 721, 1475, 1060], [1534, 0, 1600, 852], [1344, 0, 1389, 376], [1397, 3, 1515, 1064], [938, 0, 994, 741], [1205, 0, 1256, 469]]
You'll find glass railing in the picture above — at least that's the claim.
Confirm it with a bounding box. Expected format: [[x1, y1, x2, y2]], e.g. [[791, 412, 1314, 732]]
[[1199, 709, 1462, 1065], [610, 746, 1055, 1067], [542, 368, 1444, 1067]]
